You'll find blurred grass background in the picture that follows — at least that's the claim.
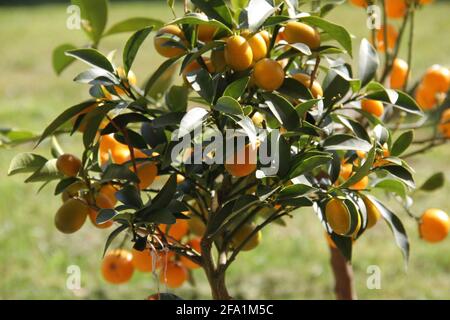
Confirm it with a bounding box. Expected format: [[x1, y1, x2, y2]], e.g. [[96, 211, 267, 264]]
[[0, 1, 449, 300]]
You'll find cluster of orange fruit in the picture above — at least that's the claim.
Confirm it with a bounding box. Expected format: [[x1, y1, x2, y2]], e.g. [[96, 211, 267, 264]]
[[154, 21, 323, 96]]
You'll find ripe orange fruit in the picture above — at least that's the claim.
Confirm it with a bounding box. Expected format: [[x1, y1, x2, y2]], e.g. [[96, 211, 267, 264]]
[[224, 143, 258, 177], [376, 24, 398, 52], [253, 58, 285, 91], [422, 65, 450, 93], [242, 30, 268, 62], [133, 162, 158, 190], [232, 223, 262, 251], [162, 219, 189, 241], [182, 57, 214, 80], [198, 24, 217, 43], [415, 84, 437, 110], [180, 238, 202, 269], [350, 176, 369, 190], [101, 249, 134, 284], [88, 193, 114, 229], [349, 0, 367, 7], [361, 99, 384, 117], [339, 163, 353, 181], [211, 47, 226, 72], [56, 154, 82, 177], [438, 109, 450, 138], [283, 21, 321, 50], [419, 209, 450, 243], [160, 261, 188, 288], [71, 103, 97, 132], [326, 198, 353, 236], [224, 35, 253, 71], [385, 0, 407, 19], [54, 198, 88, 234], [98, 183, 118, 206], [154, 25, 187, 58], [99, 134, 128, 165], [259, 30, 271, 48], [390, 58, 408, 89], [362, 196, 381, 229], [292, 73, 323, 98], [132, 248, 159, 272]]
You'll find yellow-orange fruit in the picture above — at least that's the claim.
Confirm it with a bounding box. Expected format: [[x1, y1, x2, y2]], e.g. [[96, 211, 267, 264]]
[[88, 193, 114, 229], [419, 0, 433, 4], [182, 57, 214, 80], [422, 65, 450, 93], [362, 196, 381, 229], [385, 0, 407, 19], [340, 163, 353, 181], [224, 143, 258, 177], [390, 58, 408, 89], [350, 0, 368, 7], [161, 219, 189, 241], [283, 21, 321, 50], [259, 30, 271, 48], [54, 198, 88, 234], [180, 238, 202, 269], [350, 176, 369, 190], [154, 25, 187, 58], [198, 24, 217, 42], [326, 198, 351, 235], [99, 134, 129, 165], [292, 73, 323, 98], [415, 84, 437, 110], [98, 183, 118, 206], [224, 35, 253, 71], [438, 109, 450, 138], [253, 58, 285, 91], [232, 223, 262, 251], [242, 31, 268, 62], [101, 249, 134, 284], [160, 261, 188, 288], [419, 208, 450, 243], [56, 154, 82, 177], [376, 24, 398, 52], [361, 99, 384, 117], [133, 162, 158, 190], [132, 248, 158, 272]]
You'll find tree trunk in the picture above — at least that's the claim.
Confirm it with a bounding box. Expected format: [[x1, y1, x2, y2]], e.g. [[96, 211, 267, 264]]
[[329, 246, 357, 300], [206, 269, 232, 300]]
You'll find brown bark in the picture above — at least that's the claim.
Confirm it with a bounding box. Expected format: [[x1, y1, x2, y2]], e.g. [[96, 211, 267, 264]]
[[329, 246, 357, 300]]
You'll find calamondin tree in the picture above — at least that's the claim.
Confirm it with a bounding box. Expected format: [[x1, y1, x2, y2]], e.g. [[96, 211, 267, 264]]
[[4, 0, 450, 300]]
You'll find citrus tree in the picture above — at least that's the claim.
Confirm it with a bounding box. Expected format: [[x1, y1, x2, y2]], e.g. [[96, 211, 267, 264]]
[[5, 0, 450, 300]]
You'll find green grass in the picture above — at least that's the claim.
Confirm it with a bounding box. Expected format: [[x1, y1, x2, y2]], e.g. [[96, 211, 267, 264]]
[[1, 2, 449, 300]]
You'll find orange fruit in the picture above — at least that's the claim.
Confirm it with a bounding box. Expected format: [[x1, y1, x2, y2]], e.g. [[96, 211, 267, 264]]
[[132, 162, 158, 190], [88, 193, 114, 229], [71, 103, 97, 132], [419, 0, 433, 3], [422, 65, 450, 93], [224, 143, 258, 177], [211, 47, 226, 72], [438, 109, 450, 138], [390, 58, 408, 89], [98, 134, 128, 165], [132, 248, 159, 272], [362, 196, 381, 229], [356, 150, 366, 159], [180, 238, 202, 269], [419, 209, 450, 243], [231, 223, 262, 251], [361, 99, 384, 117], [224, 35, 253, 71], [350, 0, 368, 7], [376, 24, 398, 52], [283, 21, 321, 50], [242, 30, 268, 62], [54, 198, 88, 234], [350, 176, 369, 190], [161, 219, 189, 241], [154, 25, 187, 58], [259, 30, 271, 48], [98, 183, 118, 206], [253, 58, 285, 91], [291, 73, 323, 98], [326, 198, 361, 236], [182, 57, 214, 80], [160, 261, 188, 288], [56, 154, 82, 177], [385, 0, 407, 19], [198, 24, 217, 43], [415, 84, 437, 110], [339, 163, 353, 181], [101, 249, 134, 284]]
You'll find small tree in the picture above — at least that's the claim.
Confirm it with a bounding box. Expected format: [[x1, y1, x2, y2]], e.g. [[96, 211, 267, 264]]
[[5, 0, 450, 300]]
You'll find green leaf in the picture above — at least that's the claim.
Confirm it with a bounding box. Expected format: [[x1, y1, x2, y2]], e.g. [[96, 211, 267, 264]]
[[25, 159, 63, 183], [366, 196, 409, 266], [365, 90, 423, 116], [115, 185, 143, 209], [419, 172, 445, 192], [391, 130, 414, 156], [171, 13, 232, 34], [123, 26, 153, 74], [103, 224, 129, 257], [101, 164, 139, 183], [379, 165, 415, 189], [335, 115, 371, 142], [244, 0, 277, 32], [295, 99, 321, 118], [72, 0, 108, 44], [339, 143, 376, 189], [8, 153, 48, 176], [288, 155, 332, 179], [301, 16, 353, 56], [150, 174, 177, 211], [178, 107, 208, 138], [191, 0, 234, 28], [105, 17, 163, 36], [144, 57, 181, 96], [373, 178, 407, 199], [52, 44, 77, 75], [223, 76, 249, 99], [54, 177, 81, 195], [277, 78, 314, 100], [36, 100, 97, 146], [166, 85, 189, 112], [278, 184, 317, 200], [96, 209, 118, 224], [262, 92, 300, 131], [358, 38, 379, 88], [66, 48, 115, 73], [214, 96, 243, 115], [323, 134, 372, 152], [322, 68, 350, 108]]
